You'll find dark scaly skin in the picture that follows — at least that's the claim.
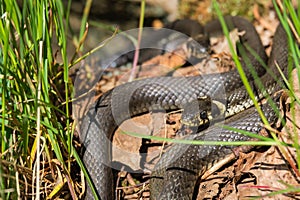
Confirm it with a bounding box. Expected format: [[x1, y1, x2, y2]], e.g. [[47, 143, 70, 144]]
[[149, 24, 289, 199], [150, 97, 281, 199], [79, 16, 286, 199]]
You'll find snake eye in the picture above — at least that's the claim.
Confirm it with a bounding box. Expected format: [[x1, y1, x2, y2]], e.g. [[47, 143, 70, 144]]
[[200, 111, 207, 119]]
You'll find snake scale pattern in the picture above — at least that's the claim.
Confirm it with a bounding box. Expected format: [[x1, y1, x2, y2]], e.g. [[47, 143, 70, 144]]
[[80, 15, 289, 199]]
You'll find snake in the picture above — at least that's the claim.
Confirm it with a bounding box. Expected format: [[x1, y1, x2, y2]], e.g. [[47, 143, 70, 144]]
[[79, 16, 289, 199]]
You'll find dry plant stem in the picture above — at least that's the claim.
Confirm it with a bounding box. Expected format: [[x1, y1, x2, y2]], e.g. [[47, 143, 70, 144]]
[[160, 114, 169, 158], [70, 27, 119, 69], [263, 93, 300, 178], [16, 171, 20, 197], [286, 116, 300, 130], [277, 134, 300, 178], [276, 0, 300, 43], [126, 173, 137, 187], [65, 172, 77, 199], [70, 23, 89, 64], [201, 153, 236, 179], [129, 0, 146, 81], [35, 40, 44, 200]]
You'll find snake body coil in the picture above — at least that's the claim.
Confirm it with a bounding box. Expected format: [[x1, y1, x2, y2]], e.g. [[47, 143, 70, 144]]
[[80, 16, 289, 199]]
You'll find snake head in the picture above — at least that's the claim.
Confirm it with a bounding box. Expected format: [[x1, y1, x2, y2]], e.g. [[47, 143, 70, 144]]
[[179, 97, 226, 136]]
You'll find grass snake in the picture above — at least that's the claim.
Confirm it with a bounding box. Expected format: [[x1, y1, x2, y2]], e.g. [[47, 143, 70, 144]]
[[79, 16, 289, 199]]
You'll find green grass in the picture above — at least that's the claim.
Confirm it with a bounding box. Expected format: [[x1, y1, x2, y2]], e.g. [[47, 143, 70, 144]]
[[0, 0, 299, 199], [0, 0, 88, 199]]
